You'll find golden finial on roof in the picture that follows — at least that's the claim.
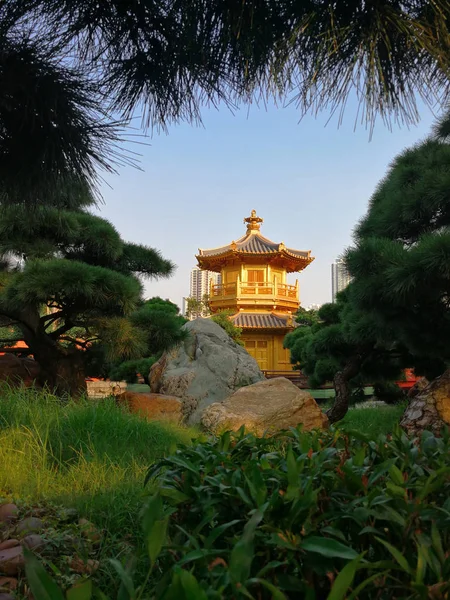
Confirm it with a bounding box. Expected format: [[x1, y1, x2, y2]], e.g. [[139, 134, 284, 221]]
[[244, 209, 263, 233]]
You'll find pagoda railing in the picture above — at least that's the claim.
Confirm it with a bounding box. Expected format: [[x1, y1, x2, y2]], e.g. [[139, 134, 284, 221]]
[[211, 282, 237, 296], [211, 281, 298, 300]]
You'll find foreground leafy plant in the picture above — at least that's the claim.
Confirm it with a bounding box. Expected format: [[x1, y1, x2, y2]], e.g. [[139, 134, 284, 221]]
[[144, 426, 450, 599], [24, 426, 450, 599]]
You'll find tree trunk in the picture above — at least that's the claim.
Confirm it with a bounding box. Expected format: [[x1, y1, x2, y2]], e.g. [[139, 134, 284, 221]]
[[326, 355, 363, 424], [33, 343, 87, 399], [400, 368, 450, 437]]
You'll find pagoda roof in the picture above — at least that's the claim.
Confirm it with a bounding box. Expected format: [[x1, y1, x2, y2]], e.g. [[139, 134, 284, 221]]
[[231, 312, 296, 329], [197, 210, 314, 270]]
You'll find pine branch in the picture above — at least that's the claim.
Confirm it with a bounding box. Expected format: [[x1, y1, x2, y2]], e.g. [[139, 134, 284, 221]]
[[49, 322, 75, 339], [59, 335, 81, 345], [41, 311, 65, 323]]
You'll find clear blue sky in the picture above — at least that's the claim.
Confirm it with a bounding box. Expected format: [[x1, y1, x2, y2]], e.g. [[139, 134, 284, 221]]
[[95, 96, 439, 309]]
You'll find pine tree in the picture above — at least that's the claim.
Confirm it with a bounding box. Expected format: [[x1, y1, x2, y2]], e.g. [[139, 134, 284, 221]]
[[0, 196, 173, 396], [0, 35, 126, 205], [129, 297, 187, 357], [105, 297, 188, 384], [285, 291, 409, 423], [346, 111, 450, 433], [3, 0, 449, 131]]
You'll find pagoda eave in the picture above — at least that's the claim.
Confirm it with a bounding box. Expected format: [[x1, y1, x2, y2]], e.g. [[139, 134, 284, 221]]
[[197, 251, 314, 273]]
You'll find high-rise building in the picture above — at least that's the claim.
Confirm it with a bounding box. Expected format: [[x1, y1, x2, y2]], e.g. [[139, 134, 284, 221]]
[[189, 267, 221, 301], [331, 258, 352, 302], [184, 268, 221, 319]]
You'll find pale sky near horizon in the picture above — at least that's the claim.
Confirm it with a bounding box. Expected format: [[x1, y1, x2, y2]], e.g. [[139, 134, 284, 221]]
[[94, 96, 440, 309]]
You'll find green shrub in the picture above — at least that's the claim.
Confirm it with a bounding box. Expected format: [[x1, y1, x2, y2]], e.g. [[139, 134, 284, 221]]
[[141, 426, 450, 599], [109, 356, 156, 383], [373, 381, 406, 404], [210, 310, 243, 345]]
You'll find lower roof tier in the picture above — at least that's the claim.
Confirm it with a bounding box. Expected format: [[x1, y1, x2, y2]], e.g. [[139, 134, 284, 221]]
[[231, 312, 296, 330]]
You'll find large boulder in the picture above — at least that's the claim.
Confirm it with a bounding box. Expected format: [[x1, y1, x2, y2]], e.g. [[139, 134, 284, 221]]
[[201, 377, 328, 434], [407, 377, 429, 399], [401, 369, 450, 437], [149, 318, 264, 423], [0, 355, 40, 387], [117, 392, 182, 423]]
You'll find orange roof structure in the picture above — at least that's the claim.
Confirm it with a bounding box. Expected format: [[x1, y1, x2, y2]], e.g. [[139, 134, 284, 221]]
[[197, 210, 314, 273]]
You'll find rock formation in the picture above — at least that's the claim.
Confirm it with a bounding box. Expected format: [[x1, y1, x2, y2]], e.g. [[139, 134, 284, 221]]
[[149, 318, 264, 423], [201, 377, 328, 435], [401, 368, 450, 437], [117, 392, 182, 423]]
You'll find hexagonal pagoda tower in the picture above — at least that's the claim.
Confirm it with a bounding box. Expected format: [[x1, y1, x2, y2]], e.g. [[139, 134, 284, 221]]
[[196, 210, 314, 372]]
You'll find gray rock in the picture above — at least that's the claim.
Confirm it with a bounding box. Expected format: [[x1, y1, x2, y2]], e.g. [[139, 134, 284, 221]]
[[150, 318, 264, 424], [0, 542, 18, 552], [401, 368, 450, 437], [16, 517, 44, 535], [0, 506, 18, 525], [0, 546, 24, 576], [21, 535, 45, 550]]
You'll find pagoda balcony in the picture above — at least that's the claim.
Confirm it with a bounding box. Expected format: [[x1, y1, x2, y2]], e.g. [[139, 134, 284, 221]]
[[210, 280, 299, 308]]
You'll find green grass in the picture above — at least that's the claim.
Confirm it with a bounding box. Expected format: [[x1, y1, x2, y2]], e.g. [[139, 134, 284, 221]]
[[338, 403, 406, 437], [307, 386, 375, 399], [126, 383, 151, 393], [0, 386, 193, 534]]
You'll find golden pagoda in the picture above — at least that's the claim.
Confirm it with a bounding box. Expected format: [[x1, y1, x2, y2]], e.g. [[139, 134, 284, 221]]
[[196, 210, 314, 372]]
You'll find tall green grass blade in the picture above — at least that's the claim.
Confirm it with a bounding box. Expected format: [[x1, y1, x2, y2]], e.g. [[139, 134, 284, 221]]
[[326, 555, 362, 600], [23, 548, 65, 600]]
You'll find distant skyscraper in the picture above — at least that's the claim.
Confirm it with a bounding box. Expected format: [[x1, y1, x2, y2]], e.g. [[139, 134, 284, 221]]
[[190, 267, 220, 301], [184, 267, 221, 318], [331, 258, 352, 302]]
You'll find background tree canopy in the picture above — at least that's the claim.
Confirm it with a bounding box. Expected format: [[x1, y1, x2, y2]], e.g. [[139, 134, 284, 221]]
[[346, 110, 450, 371]]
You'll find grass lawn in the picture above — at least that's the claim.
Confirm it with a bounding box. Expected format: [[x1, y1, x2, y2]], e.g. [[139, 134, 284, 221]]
[[307, 386, 375, 399], [338, 403, 406, 438], [0, 387, 194, 537], [127, 383, 151, 393]]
